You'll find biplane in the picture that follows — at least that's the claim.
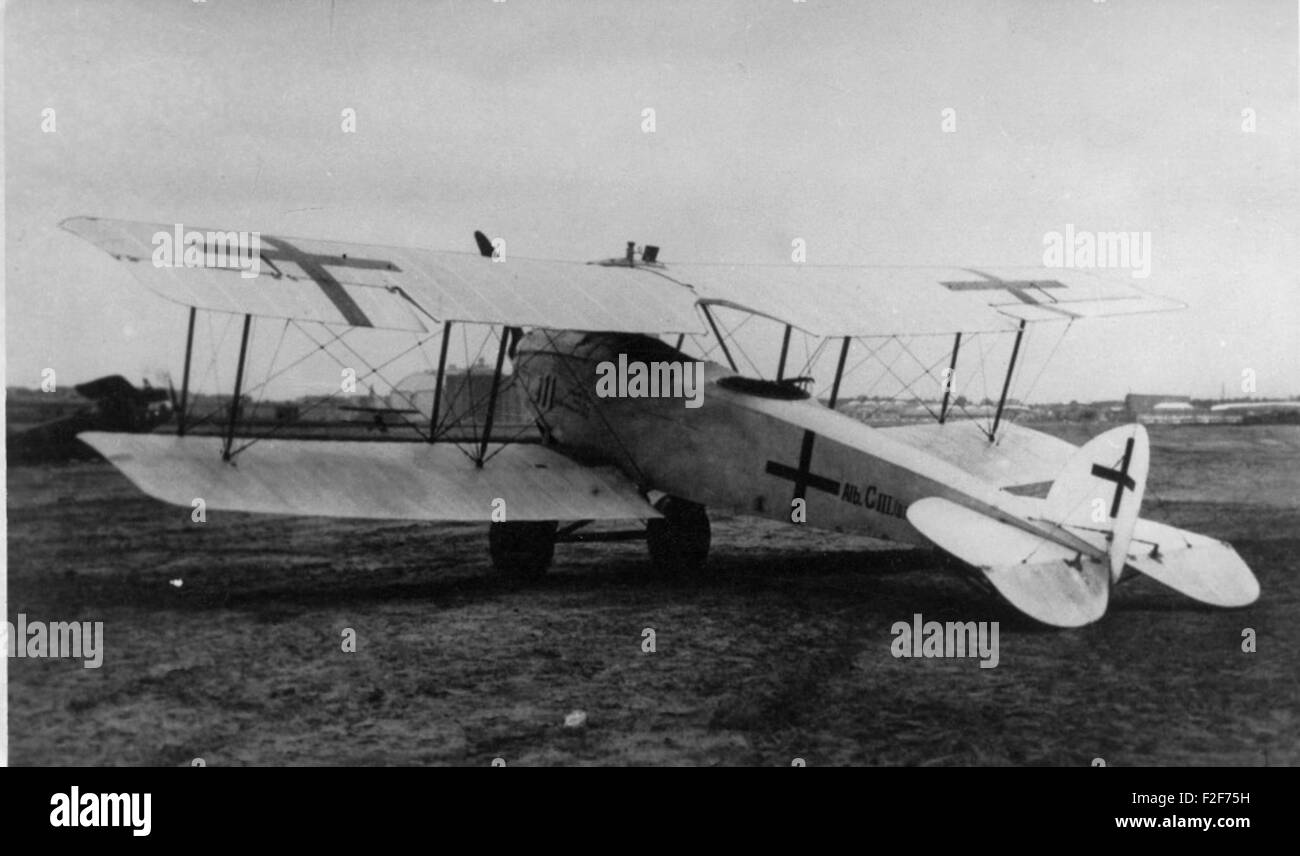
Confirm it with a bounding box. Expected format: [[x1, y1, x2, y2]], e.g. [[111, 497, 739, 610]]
[[60, 217, 1260, 627]]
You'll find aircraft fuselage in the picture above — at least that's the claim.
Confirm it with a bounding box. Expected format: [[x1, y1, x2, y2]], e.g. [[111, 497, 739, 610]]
[[515, 331, 1019, 544]]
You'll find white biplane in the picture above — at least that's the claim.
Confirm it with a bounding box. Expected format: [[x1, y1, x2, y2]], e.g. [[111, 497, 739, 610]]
[[62, 217, 1260, 627]]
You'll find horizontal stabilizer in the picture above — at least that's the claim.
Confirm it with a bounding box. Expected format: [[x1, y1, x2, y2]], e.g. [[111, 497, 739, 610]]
[[1124, 519, 1260, 607], [79, 432, 658, 522], [908, 497, 1108, 627], [982, 559, 1110, 628]]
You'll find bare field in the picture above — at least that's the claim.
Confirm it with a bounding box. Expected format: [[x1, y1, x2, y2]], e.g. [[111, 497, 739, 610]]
[[7, 424, 1299, 766]]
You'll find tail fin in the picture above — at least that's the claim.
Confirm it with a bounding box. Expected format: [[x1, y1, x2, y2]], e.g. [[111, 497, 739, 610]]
[[903, 425, 1147, 627], [1044, 424, 1149, 582]]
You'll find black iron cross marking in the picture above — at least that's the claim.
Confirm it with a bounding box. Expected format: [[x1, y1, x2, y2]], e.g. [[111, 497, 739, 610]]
[[765, 430, 841, 502], [202, 235, 401, 328], [941, 269, 1074, 317], [1090, 436, 1136, 518]]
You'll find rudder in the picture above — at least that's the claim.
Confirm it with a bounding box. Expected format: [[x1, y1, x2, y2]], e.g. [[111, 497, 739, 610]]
[[1044, 424, 1149, 582]]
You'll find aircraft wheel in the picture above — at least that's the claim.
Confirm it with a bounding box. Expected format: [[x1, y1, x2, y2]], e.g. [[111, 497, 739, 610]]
[[488, 521, 557, 579], [646, 497, 711, 574]]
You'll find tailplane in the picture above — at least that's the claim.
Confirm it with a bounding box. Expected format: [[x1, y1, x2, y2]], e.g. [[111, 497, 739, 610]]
[[907, 497, 1109, 627], [906, 424, 1151, 627], [1123, 519, 1260, 607], [907, 423, 1258, 625]]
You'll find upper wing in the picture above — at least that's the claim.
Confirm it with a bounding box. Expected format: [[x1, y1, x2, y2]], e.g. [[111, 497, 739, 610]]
[[63, 216, 1179, 338], [61, 217, 705, 335], [667, 264, 1184, 337]]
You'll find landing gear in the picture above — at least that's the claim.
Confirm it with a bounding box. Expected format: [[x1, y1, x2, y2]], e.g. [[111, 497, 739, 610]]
[[488, 521, 557, 579], [646, 496, 711, 574], [489, 501, 709, 579]]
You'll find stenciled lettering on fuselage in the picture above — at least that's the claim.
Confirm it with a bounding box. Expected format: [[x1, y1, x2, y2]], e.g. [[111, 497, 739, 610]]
[[765, 431, 907, 520], [839, 480, 908, 518]]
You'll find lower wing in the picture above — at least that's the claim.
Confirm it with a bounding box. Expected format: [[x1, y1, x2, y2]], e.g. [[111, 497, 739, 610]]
[[80, 432, 658, 522]]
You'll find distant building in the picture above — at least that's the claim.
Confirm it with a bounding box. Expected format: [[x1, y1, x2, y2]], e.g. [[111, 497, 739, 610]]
[[1125, 393, 1192, 422], [1123, 393, 1247, 424], [393, 365, 529, 431], [276, 365, 531, 434], [1209, 400, 1300, 424]]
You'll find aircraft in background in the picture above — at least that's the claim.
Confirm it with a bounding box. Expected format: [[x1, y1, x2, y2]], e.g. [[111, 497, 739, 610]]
[[60, 216, 1260, 627], [7, 374, 174, 462]]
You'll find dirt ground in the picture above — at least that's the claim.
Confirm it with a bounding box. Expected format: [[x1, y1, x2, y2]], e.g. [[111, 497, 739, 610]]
[[6, 423, 1298, 766]]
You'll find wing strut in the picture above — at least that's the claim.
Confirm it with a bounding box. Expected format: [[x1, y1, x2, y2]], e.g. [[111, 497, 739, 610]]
[[700, 305, 738, 372], [477, 326, 511, 468], [429, 321, 452, 442], [178, 306, 196, 436], [938, 331, 961, 425], [990, 320, 1026, 442], [222, 314, 253, 462], [827, 336, 851, 408], [776, 324, 792, 380]]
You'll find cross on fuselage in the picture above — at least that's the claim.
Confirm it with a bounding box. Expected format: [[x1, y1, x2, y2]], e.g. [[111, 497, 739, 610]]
[[765, 430, 841, 503], [1090, 436, 1137, 518], [201, 235, 400, 328]]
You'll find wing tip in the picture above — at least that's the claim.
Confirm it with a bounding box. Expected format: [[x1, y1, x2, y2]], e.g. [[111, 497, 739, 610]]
[[59, 215, 98, 232]]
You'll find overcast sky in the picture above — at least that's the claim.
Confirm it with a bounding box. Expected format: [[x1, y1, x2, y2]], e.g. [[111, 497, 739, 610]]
[[5, 0, 1297, 402]]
